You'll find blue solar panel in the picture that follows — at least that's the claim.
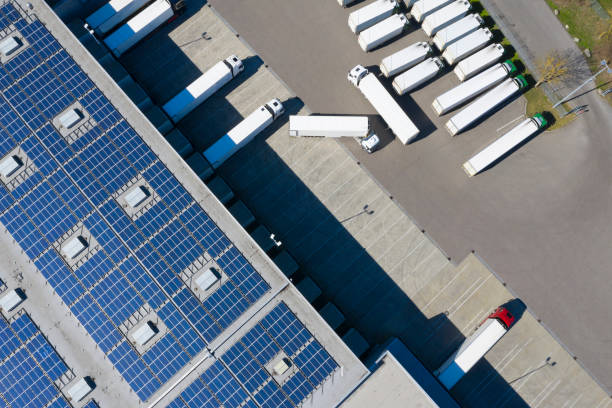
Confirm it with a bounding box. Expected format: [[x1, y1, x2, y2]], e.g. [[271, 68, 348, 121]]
[[35, 249, 85, 305], [170, 360, 256, 408], [0, 2, 298, 402], [220, 303, 339, 407], [36, 124, 73, 164], [0, 313, 70, 408]]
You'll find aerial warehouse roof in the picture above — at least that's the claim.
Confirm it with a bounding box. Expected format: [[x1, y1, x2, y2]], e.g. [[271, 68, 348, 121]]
[[0, 0, 368, 405]]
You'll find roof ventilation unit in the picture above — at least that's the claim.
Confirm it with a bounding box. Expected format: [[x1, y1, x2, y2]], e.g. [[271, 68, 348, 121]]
[[67, 377, 94, 402], [0, 289, 25, 312], [0, 36, 21, 56], [124, 186, 149, 208], [62, 236, 88, 259], [58, 109, 82, 129], [0, 155, 22, 177], [131, 321, 158, 346], [195, 268, 220, 291], [273, 358, 291, 375]]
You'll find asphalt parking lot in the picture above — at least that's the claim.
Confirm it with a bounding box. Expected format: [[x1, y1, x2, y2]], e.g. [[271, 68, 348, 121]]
[[205, 0, 612, 396], [78, 0, 612, 406]]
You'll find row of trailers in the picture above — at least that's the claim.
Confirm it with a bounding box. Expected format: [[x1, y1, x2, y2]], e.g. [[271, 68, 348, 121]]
[[334, 0, 547, 176], [85, 0, 286, 170]]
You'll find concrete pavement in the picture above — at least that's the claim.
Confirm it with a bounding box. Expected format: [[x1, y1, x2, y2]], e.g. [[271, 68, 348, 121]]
[[208, 0, 612, 394]]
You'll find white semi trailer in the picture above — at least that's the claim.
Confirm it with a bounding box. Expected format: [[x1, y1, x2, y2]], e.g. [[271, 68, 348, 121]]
[[288, 116, 369, 137], [348, 0, 398, 34], [463, 114, 547, 176], [436, 307, 515, 389], [392, 57, 444, 95], [204, 99, 284, 168], [410, 0, 454, 23], [454, 43, 505, 81], [162, 56, 244, 123], [432, 60, 516, 115], [442, 27, 492, 65], [103, 0, 174, 57], [380, 41, 431, 77], [358, 14, 408, 52], [348, 65, 419, 144], [445, 75, 527, 136], [433, 13, 483, 50], [86, 0, 151, 36], [421, 0, 471, 37]]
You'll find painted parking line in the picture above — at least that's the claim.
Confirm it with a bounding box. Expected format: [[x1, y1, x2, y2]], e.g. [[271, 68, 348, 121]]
[[421, 262, 470, 312], [465, 339, 533, 404], [531, 379, 561, 408], [448, 275, 491, 318]]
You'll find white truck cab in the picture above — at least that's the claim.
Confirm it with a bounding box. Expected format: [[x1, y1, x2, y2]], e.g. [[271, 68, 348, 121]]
[[360, 134, 380, 153]]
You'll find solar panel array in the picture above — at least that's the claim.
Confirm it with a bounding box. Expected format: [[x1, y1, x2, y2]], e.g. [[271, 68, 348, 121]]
[[0, 1, 270, 401], [0, 1, 341, 405], [0, 311, 73, 408], [169, 303, 339, 408]]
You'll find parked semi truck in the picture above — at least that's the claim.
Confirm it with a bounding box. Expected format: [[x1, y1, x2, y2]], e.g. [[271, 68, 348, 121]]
[[436, 307, 515, 389], [103, 0, 176, 57], [288, 115, 369, 137], [432, 60, 516, 115], [162, 56, 244, 123], [204, 99, 284, 168], [392, 57, 444, 95], [358, 14, 408, 52], [433, 13, 483, 50], [380, 41, 431, 77], [454, 43, 504, 81], [338, 0, 358, 7], [442, 27, 492, 65], [86, 0, 151, 36], [348, 65, 419, 144], [348, 0, 398, 34], [421, 0, 471, 37], [463, 114, 547, 176], [445, 75, 527, 136], [411, 0, 454, 23]]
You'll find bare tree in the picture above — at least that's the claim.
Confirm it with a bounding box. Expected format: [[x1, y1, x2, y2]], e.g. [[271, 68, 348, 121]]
[[535, 49, 591, 88]]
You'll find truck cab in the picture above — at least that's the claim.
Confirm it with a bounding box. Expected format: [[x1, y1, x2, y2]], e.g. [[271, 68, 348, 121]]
[[348, 65, 369, 87], [224, 55, 245, 77], [264, 98, 285, 120], [488, 306, 515, 329], [360, 133, 380, 153]]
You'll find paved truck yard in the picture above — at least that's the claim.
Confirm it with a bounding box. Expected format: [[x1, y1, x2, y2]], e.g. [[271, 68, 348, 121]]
[[97, 0, 612, 406], [201, 0, 612, 397]]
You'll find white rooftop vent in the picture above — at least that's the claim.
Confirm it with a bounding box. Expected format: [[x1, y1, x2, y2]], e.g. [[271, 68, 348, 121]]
[[195, 268, 220, 291], [273, 358, 291, 375], [67, 378, 93, 402], [0, 289, 25, 312], [124, 186, 149, 208], [0, 36, 20, 56], [131, 321, 157, 346], [0, 155, 21, 178], [62, 236, 88, 259], [58, 109, 81, 129]]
